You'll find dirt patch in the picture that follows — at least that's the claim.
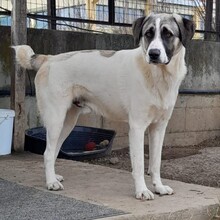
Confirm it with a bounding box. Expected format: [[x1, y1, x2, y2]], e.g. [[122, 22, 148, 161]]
[[84, 136, 220, 188]]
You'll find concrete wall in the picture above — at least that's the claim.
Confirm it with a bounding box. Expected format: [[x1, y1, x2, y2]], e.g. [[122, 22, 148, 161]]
[[184, 41, 220, 91], [1, 94, 220, 148], [0, 26, 220, 148]]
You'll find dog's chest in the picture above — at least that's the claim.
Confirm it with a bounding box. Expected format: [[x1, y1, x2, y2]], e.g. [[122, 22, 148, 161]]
[[148, 103, 173, 123], [142, 74, 180, 123]]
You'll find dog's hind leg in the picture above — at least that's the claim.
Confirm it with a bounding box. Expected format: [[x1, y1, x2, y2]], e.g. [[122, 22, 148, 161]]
[[44, 106, 66, 190], [54, 106, 82, 182]]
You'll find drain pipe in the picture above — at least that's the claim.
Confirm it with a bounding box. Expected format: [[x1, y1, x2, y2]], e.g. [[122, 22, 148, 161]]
[[1, 90, 220, 97], [179, 89, 220, 95]]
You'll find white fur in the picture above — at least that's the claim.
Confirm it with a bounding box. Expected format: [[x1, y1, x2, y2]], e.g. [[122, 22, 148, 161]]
[[13, 22, 187, 200], [11, 45, 35, 69]]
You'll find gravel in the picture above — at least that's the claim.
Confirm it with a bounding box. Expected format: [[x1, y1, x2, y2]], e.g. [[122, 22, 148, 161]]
[[85, 136, 220, 188]]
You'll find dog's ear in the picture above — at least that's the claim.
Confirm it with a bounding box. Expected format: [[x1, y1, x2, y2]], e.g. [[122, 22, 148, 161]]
[[173, 14, 195, 47], [132, 16, 147, 46]]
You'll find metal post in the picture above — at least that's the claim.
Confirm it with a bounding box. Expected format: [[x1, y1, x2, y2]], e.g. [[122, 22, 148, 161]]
[[216, 0, 220, 41], [204, 0, 213, 40], [47, 0, 56, 29], [108, 0, 115, 25]]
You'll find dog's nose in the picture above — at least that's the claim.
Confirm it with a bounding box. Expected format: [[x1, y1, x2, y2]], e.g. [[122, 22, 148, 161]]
[[148, 49, 161, 61]]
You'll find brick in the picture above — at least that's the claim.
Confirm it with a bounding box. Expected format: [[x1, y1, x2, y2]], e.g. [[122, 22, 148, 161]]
[[167, 108, 186, 133], [186, 107, 220, 131]]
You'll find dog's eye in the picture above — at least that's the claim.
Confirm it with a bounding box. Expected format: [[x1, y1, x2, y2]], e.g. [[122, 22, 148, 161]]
[[162, 28, 173, 38], [165, 32, 172, 38], [145, 30, 154, 38]]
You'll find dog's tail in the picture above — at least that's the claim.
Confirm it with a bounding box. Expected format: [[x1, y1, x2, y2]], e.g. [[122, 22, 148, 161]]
[[11, 45, 48, 71]]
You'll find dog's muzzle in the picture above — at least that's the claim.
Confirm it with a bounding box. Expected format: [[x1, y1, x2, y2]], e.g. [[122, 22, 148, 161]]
[[148, 49, 161, 63], [148, 49, 170, 65]]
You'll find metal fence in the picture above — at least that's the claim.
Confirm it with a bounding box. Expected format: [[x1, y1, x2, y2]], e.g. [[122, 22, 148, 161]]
[[0, 0, 219, 40]]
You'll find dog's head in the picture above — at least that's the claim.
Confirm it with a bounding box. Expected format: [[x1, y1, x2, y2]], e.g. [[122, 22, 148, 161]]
[[132, 13, 195, 65]]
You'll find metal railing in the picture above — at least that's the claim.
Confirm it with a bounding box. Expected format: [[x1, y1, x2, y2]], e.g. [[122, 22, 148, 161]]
[[0, 0, 219, 40]]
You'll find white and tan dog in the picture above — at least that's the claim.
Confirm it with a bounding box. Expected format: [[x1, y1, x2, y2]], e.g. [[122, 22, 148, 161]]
[[13, 13, 195, 200]]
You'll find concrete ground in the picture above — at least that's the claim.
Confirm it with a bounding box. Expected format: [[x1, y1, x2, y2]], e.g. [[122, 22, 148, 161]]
[[0, 152, 220, 220]]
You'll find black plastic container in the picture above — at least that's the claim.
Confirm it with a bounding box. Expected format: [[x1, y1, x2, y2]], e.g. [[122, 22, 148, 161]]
[[25, 126, 116, 160]]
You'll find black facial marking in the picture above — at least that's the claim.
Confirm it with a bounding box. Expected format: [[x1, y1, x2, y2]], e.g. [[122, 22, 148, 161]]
[[161, 27, 175, 62], [162, 27, 173, 39], [145, 27, 155, 39], [142, 19, 157, 53], [163, 41, 175, 63], [159, 17, 183, 63]]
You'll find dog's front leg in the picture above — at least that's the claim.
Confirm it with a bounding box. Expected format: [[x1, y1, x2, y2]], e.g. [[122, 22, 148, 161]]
[[129, 124, 154, 200], [148, 121, 173, 195]]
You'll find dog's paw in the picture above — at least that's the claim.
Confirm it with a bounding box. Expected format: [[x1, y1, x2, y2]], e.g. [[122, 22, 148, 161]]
[[135, 189, 154, 200], [47, 180, 64, 191], [56, 174, 64, 182], [155, 185, 173, 195]]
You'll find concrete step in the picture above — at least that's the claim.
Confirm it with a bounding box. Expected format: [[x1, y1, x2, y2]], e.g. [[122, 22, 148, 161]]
[[0, 152, 219, 220]]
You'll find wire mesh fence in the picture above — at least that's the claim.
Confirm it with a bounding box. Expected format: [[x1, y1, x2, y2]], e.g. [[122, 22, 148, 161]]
[[0, 0, 219, 40]]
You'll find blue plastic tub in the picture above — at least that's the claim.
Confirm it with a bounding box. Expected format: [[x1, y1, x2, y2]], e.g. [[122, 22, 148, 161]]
[[25, 126, 116, 160]]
